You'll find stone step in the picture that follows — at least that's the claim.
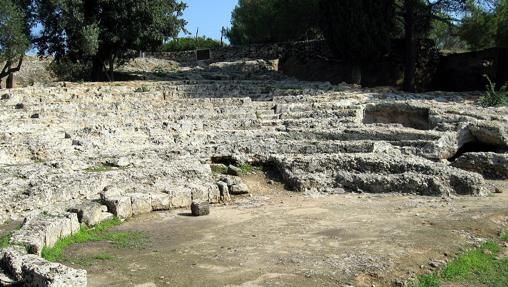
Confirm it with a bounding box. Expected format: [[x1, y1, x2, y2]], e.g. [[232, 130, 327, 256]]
[[260, 117, 359, 129], [270, 153, 487, 196]]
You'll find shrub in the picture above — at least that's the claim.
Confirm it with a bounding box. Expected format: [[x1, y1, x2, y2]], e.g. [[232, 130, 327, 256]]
[[479, 75, 507, 107], [161, 37, 224, 52]]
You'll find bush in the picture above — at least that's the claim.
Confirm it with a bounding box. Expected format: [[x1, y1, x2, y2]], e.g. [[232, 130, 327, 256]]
[[161, 37, 224, 52], [49, 59, 92, 82], [479, 75, 507, 107]]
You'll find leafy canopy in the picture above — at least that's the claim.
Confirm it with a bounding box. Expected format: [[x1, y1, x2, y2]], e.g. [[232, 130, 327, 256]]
[[0, 0, 29, 63], [161, 36, 224, 52], [35, 0, 187, 81], [226, 0, 320, 45]]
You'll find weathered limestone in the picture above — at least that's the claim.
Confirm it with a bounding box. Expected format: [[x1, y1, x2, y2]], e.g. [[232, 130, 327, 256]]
[[68, 202, 114, 226], [0, 247, 87, 287], [0, 61, 507, 225], [191, 201, 210, 216], [270, 153, 488, 196], [9, 213, 80, 256], [452, 152, 508, 180]]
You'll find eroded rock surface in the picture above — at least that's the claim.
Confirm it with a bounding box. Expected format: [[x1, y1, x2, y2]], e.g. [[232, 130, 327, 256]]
[[0, 77, 507, 223]]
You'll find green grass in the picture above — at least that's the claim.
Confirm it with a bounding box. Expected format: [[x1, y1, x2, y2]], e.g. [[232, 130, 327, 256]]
[[238, 163, 254, 175], [415, 274, 439, 287], [85, 164, 114, 173], [502, 231, 508, 242], [1, 224, 22, 248], [1, 232, 12, 248], [41, 218, 147, 262], [414, 237, 508, 287], [211, 164, 228, 175]]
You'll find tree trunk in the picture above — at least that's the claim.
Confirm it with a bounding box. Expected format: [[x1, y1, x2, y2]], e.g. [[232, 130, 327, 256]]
[[403, 0, 417, 92], [351, 64, 362, 85], [6, 73, 14, 89], [91, 57, 104, 82]]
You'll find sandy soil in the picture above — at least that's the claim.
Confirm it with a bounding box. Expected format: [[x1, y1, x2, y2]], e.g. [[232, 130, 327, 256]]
[[62, 173, 508, 287]]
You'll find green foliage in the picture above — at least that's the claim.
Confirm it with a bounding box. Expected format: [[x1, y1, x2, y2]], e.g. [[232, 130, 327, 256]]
[[85, 164, 114, 173], [211, 164, 228, 175], [0, 223, 22, 248], [458, 0, 508, 50], [414, 274, 439, 287], [319, 0, 395, 84], [1, 232, 12, 248], [238, 163, 254, 175], [414, 239, 508, 287], [479, 75, 507, 107], [502, 230, 508, 242], [34, 0, 187, 81], [459, 2, 497, 50], [320, 0, 394, 64], [441, 241, 508, 286], [41, 218, 147, 262], [0, 0, 29, 63], [226, 0, 320, 45], [161, 37, 224, 52]]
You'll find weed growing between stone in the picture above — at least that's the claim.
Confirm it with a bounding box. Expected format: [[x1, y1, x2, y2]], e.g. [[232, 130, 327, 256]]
[[414, 232, 508, 287], [211, 164, 228, 175], [0, 224, 22, 248], [84, 164, 114, 173], [0, 232, 12, 248], [239, 163, 254, 174], [41, 218, 147, 262]]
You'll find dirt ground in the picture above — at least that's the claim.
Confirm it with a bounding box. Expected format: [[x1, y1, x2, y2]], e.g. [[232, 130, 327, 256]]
[[62, 173, 508, 287]]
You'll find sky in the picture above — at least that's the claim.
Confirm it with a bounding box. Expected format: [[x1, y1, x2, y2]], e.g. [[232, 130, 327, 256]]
[[179, 0, 238, 41]]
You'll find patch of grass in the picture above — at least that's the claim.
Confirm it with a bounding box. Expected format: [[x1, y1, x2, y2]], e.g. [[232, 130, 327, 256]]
[[441, 241, 507, 286], [211, 164, 228, 175], [41, 218, 147, 262], [239, 163, 254, 175], [414, 238, 508, 287], [1, 224, 22, 248], [1, 232, 12, 248], [502, 230, 508, 242], [414, 273, 439, 287], [479, 75, 507, 107], [85, 164, 113, 173]]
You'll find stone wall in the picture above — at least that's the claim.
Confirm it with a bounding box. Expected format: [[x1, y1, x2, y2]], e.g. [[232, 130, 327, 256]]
[[432, 48, 508, 91], [144, 40, 331, 64]]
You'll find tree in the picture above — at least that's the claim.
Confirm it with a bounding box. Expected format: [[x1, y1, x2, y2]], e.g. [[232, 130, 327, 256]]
[[319, 0, 395, 85], [35, 0, 187, 81], [396, 0, 495, 91], [161, 36, 224, 52], [458, 1, 497, 50], [226, 0, 320, 45], [0, 0, 31, 89], [497, 0, 508, 47]]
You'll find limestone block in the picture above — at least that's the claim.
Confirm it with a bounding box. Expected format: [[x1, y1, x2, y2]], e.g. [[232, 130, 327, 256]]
[[217, 181, 230, 201], [69, 202, 113, 226], [230, 183, 249, 195], [104, 196, 132, 220], [191, 201, 210, 216], [21, 255, 87, 287], [150, 193, 171, 211], [130, 193, 153, 216]]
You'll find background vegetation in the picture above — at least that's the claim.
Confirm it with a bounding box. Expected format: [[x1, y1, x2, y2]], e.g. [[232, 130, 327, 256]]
[[161, 36, 224, 52]]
